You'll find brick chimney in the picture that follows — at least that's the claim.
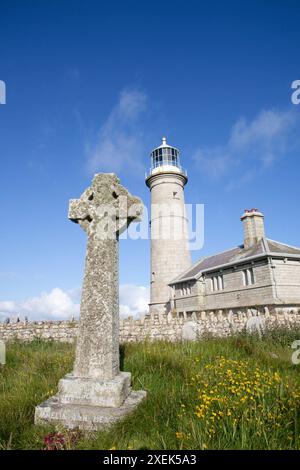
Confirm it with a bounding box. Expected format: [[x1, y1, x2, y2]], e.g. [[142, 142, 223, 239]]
[[241, 209, 265, 249]]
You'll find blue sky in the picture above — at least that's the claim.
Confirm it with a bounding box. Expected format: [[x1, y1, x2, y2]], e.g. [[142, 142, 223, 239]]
[[0, 0, 300, 319]]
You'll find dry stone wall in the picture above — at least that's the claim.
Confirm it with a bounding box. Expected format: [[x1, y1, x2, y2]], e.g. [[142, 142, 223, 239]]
[[1, 306, 300, 344]]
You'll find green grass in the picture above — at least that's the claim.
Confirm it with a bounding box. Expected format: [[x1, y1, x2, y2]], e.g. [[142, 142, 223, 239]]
[[0, 330, 300, 450]]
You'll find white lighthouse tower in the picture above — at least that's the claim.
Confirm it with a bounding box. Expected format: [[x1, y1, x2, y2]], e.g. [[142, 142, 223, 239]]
[[146, 137, 191, 314]]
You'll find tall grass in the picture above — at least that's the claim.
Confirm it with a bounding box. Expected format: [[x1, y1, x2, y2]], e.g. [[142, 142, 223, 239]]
[[0, 340, 74, 449], [0, 330, 300, 449]]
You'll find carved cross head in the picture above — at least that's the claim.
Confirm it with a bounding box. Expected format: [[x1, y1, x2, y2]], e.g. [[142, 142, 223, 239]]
[[68, 173, 142, 239]]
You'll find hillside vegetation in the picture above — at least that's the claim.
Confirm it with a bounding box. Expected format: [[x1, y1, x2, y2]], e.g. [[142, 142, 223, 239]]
[[0, 329, 300, 450]]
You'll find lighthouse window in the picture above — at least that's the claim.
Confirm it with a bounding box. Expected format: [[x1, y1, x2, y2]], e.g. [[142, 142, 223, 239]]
[[154, 155, 162, 167], [151, 146, 180, 169]]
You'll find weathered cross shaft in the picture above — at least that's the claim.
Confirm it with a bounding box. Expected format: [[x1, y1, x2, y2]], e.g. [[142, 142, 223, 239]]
[[74, 236, 119, 380], [69, 173, 142, 380]]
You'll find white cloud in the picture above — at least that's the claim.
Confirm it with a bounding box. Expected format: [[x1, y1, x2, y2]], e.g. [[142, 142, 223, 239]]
[[87, 89, 147, 175], [120, 284, 149, 318], [0, 288, 80, 321], [193, 108, 299, 185], [0, 284, 149, 321]]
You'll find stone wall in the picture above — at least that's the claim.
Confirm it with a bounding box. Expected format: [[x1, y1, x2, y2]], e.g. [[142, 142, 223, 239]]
[[0, 320, 78, 343], [1, 305, 300, 344]]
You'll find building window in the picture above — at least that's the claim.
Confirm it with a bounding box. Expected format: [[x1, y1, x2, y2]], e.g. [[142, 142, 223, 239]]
[[242, 268, 255, 286], [211, 275, 224, 292], [178, 282, 192, 296]]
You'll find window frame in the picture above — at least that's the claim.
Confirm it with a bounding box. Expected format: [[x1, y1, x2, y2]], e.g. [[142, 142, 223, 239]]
[[210, 274, 224, 292], [242, 268, 255, 286]]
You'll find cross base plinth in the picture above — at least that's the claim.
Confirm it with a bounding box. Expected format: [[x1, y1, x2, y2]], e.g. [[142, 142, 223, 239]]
[[34, 390, 146, 431], [58, 371, 132, 408], [35, 371, 146, 431]]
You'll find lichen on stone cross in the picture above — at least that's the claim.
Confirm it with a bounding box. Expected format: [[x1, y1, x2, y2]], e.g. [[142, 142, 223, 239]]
[[69, 173, 142, 238], [69, 173, 142, 380]]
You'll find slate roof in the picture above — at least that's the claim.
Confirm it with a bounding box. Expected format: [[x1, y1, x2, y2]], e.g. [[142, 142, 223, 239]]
[[266, 239, 300, 255], [170, 238, 300, 284]]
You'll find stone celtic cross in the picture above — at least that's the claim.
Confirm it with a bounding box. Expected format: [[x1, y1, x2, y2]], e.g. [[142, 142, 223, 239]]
[[68, 173, 142, 380], [35, 173, 145, 430]]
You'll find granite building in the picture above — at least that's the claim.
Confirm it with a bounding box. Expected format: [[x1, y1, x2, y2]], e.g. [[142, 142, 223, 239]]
[[146, 139, 300, 316], [169, 209, 300, 315]]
